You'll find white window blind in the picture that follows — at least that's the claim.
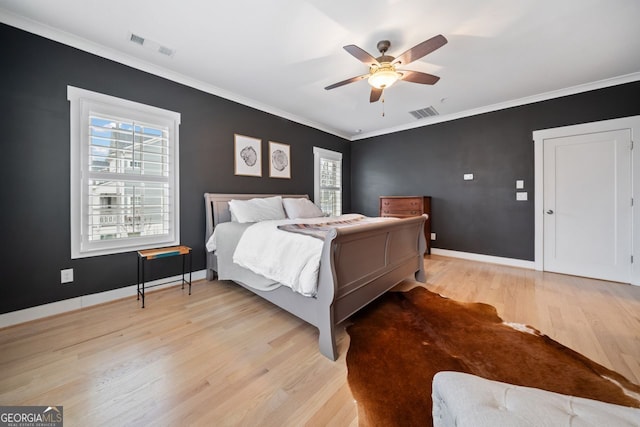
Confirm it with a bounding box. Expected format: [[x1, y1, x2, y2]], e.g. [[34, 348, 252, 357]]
[[68, 86, 181, 258], [313, 147, 342, 216]]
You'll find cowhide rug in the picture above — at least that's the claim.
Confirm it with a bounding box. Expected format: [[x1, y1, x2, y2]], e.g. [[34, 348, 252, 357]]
[[346, 287, 640, 426]]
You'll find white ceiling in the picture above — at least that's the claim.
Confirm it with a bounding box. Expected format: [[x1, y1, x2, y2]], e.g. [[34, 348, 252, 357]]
[[2, 0, 639, 140]]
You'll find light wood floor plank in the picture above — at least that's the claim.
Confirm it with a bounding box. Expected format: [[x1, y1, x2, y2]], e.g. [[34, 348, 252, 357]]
[[1, 255, 639, 426]]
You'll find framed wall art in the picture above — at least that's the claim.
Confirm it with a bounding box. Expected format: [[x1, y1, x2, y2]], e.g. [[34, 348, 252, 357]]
[[234, 134, 262, 177], [269, 141, 290, 179]]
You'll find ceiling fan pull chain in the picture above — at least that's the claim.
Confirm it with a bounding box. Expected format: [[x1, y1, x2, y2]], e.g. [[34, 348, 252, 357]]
[[382, 97, 385, 117]]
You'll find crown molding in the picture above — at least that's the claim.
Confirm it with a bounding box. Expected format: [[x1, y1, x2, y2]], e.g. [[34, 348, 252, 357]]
[[351, 72, 640, 141], [3, 9, 638, 143], [0, 9, 351, 140]]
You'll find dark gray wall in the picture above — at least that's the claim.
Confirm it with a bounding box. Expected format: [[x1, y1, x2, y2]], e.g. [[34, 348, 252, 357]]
[[352, 81, 640, 260], [3, 21, 638, 315], [0, 24, 349, 314]]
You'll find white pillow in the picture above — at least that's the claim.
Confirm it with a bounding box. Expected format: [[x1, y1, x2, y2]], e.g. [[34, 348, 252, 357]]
[[228, 196, 286, 223], [282, 197, 324, 219]]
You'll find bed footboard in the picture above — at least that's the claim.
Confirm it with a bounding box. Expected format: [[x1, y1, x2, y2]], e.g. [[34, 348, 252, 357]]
[[316, 215, 427, 360]]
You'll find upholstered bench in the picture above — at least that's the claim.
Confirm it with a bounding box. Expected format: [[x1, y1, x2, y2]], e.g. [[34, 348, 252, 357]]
[[432, 371, 640, 426]]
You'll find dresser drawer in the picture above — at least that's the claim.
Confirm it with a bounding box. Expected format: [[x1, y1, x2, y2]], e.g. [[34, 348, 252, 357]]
[[380, 210, 422, 216], [379, 195, 432, 254], [380, 197, 422, 212], [380, 211, 422, 218]]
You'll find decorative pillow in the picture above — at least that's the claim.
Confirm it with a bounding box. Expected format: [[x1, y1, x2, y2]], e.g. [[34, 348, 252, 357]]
[[282, 197, 324, 219], [228, 196, 286, 223]]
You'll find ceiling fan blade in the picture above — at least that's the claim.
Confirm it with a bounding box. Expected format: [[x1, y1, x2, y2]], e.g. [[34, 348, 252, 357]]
[[391, 34, 448, 66], [343, 45, 380, 67], [370, 87, 383, 103], [325, 74, 370, 90], [399, 70, 440, 85]]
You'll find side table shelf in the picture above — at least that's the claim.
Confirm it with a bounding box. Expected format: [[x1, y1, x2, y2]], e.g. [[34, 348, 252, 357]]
[[137, 245, 192, 308]]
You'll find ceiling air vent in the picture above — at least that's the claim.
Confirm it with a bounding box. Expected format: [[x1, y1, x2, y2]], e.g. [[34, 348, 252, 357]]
[[158, 45, 174, 57], [128, 32, 175, 57], [409, 106, 439, 119], [130, 33, 145, 45]]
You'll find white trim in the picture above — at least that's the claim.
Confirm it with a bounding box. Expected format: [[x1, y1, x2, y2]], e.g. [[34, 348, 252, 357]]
[[351, 73, 640, 141], [431, 248, 535, 270], [313, 146, 343, 160], [313, 147, 343, 215], [3, 9, 637, 142], [0, 11, 350, 140], [68, 85, 181, 258], [534, 135, 544, 271], [533, 115, 640, 286], [0, 270, 207, 329]]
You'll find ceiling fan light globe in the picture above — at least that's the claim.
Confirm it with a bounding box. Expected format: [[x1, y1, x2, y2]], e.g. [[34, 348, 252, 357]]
[[368, 69, 399, 89]]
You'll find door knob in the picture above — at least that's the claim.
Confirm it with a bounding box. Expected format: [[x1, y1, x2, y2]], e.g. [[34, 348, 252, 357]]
[[546, 210, 554, 214]]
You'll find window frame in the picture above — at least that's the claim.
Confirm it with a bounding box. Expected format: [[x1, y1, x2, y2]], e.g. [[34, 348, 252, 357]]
[[68, 86, 181, 258], [313, 146, 343, 216]]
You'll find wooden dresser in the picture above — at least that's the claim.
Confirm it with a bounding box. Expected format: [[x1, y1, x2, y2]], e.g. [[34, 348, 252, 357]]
[[379, 196, 432, 254]]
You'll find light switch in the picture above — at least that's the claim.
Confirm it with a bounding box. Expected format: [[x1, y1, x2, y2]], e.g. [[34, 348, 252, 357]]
[[516, 180, 524, 189], [516, 192, 528, 201], [463, 173, 474, 181]]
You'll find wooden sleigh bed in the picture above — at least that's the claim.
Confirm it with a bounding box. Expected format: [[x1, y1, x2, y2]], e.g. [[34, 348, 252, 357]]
[[204, 193, 427, 360]]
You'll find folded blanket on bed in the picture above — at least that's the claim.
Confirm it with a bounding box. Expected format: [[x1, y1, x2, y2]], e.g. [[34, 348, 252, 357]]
[[233, 214, 380, 297], [277, 216, 388, 240]]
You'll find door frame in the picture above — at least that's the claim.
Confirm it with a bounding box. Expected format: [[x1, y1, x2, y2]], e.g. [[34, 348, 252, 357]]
[[533, 115, 640, 285]]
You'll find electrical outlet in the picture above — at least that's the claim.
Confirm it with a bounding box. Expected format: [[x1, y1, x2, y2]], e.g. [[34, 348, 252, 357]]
[[61, 268, 74, 284], [430, 233, 436, 241], [463, 173, 474, 181]]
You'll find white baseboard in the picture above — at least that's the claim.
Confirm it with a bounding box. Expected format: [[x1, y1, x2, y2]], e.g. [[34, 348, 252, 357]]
[[430, 248, 535, 269], [0, 251, 535, 329], [0, 270, 207, 329]]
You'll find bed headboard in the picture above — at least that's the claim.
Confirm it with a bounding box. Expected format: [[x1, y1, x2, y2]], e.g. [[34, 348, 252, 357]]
[[203, 193, 309, 240]]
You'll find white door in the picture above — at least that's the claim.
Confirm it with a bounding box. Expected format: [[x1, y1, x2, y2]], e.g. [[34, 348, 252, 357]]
[[543, 129, 632, 283]]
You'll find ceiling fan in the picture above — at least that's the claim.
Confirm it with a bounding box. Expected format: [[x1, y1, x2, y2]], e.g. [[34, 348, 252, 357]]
[[324, 35, 447, 103]]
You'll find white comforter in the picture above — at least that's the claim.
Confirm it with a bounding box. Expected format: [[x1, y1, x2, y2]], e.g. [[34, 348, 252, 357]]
[[232, 214, 365, 296]]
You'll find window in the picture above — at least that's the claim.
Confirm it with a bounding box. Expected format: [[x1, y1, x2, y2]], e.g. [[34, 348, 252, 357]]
[[68, 86, 181, 258], [313, 147, 342, 216]]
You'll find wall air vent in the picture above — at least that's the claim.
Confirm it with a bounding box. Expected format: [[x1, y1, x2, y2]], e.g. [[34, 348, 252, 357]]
[[409, 106, 439, 119]]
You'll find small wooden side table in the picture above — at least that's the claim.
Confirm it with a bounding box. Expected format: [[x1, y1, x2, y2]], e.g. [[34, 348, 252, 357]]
[[137, 245, 192, 308]]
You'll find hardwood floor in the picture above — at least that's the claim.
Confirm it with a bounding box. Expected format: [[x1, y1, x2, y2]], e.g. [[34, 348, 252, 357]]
[[1, 255, 639, 426]]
